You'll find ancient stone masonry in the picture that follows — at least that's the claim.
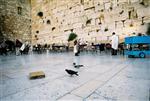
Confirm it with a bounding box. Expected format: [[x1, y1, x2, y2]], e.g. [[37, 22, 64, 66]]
[[1, 0, 150, 44], [0, 0, 31, 42], [31, 0, 150, 45], [32, 0, 150, 44]]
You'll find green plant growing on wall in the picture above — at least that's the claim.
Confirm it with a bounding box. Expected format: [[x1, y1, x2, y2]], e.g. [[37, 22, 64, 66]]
[[68, 33, 77, 41], [146, 23, 150, 36]]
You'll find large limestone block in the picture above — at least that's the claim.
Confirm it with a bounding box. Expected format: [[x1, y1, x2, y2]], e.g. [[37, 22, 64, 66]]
[[130, 0, 140, 3], [73, 22, 83, 28]]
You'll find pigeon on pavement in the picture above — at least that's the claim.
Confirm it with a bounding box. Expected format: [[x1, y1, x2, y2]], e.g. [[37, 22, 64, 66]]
[[73, 63, 84, 68], [65, 69, 78, 76]]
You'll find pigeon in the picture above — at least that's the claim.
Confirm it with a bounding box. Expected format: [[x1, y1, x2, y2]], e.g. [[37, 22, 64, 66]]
[[65, 69, 78, 76], [74, 65, 84, 68], [73, 63, 84, 68]]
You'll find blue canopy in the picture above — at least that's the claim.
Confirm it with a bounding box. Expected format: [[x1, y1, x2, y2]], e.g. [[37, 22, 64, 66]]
[[125, 36, 150, 44]]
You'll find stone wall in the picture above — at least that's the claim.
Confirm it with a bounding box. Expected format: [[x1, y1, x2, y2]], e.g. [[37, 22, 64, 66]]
[[0, 0, 31, 42], [32, 0, 150, 44], [1, 0, 150, 45]]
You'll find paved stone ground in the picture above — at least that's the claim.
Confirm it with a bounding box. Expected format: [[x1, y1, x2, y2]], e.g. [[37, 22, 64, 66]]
[[0, 52, 150, 101]]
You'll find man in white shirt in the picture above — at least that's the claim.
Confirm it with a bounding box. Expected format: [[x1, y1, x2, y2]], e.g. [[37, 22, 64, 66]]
[[111, 32, 119, 55], [20, 43, 26, 55]]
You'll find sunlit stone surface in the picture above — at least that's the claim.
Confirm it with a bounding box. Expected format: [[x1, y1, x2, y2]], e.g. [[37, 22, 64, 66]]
[[0, 52, 149, 101]]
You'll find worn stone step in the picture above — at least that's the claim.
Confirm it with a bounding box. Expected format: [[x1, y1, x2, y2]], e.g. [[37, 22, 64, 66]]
[[29, 71, 45, 80]]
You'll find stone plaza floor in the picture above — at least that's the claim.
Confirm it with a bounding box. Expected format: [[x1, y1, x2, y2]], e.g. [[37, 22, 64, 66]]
[[0, 51, 150, 101]]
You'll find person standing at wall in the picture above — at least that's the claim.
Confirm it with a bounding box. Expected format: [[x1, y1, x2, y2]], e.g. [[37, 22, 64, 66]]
[[74, 40, 79, 56], [77, 39, 81, 54], [110, 32, 119, 55], [20, 42, 26, 55]]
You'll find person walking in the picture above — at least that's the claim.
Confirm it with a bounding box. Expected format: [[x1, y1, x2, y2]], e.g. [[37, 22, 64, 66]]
[[20, 42, 26, 55], [74, 40, 79, 56]]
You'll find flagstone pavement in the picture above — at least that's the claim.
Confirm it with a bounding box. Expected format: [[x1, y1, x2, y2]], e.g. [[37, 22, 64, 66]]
[[0, 52, 150, 101]]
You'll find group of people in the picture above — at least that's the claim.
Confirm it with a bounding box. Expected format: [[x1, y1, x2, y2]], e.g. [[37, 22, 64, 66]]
[[1, 31, 119, 56], [0, 39, 30, 56], [73, 31, 119, 56]]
